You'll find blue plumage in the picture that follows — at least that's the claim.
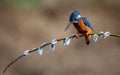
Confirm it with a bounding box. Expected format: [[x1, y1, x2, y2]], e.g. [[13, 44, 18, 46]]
[[69, 11, 81, 22], [82, 17, 93, 30]]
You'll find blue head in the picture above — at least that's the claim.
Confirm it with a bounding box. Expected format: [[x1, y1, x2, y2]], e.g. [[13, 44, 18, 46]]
[[69, 11, 81, 22], [65, 11, 81, 31]]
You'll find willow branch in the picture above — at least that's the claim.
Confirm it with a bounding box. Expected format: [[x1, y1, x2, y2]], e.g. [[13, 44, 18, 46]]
[[3, 33, 120, 74]]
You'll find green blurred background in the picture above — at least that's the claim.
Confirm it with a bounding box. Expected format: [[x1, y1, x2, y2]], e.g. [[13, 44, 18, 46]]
[[0, 0, 120, 75]]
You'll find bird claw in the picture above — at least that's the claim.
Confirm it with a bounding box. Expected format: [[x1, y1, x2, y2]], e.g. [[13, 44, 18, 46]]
[[75, 33, 79, 38]]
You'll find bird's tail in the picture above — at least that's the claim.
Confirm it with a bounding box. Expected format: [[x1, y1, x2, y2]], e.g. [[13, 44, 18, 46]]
[[85, 35, 91, 45]]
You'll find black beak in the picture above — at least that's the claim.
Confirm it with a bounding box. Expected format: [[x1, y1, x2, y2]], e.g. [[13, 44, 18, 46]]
[[64, 22, 72, 31]]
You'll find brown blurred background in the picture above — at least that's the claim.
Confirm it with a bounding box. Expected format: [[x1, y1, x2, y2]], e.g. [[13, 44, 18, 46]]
[[0, 0, 120, 75]]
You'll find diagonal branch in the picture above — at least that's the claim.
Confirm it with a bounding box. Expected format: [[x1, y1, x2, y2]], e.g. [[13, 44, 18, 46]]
[[3, 32, 120, 74]]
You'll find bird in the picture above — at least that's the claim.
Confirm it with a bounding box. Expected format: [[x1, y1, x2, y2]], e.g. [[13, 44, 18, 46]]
[[65, 11, 93, 45]]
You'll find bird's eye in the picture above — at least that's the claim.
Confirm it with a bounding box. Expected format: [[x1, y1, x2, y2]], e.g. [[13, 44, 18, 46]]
[[76, 15, 81, 19]]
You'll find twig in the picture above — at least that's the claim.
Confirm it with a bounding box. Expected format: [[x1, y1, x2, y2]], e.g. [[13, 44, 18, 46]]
[[3, 32, 120, 74]]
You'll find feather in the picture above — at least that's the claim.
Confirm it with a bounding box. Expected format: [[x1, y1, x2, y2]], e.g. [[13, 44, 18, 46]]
[[82, 17, 93, 30]]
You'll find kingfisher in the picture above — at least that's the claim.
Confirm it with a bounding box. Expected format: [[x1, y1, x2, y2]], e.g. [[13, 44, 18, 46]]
[[65, 11, 93, 45]]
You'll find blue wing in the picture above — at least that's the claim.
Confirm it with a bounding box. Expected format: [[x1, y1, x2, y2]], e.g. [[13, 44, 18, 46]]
[[82, 17, 93, 30]]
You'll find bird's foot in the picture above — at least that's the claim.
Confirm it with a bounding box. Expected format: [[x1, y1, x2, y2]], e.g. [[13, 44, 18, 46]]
[[75, 33, 79, 38]]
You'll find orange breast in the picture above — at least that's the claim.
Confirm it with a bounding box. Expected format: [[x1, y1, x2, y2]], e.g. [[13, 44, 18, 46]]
[[73, 20, 92, 34]]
